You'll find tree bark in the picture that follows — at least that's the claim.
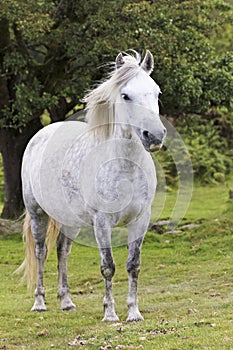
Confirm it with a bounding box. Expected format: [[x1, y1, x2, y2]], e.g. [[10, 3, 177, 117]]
[[0, 118, 42, 219], [0, 130, 24, 218], [0, 96, 75, 219]]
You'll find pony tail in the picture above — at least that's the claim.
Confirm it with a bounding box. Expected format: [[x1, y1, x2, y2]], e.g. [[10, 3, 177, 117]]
[[46, 218, 61, 258], [14, 212, 37, 290], [15, 212, 61, 291]]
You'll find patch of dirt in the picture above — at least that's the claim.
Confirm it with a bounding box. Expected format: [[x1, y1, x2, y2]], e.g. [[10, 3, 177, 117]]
[[149, 327, 177, 335], [148, 218, 204, 234]]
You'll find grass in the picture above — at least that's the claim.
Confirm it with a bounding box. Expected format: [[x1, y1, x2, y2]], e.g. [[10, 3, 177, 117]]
[[152, 177, 231, 223], [0, 180, 233, 349]]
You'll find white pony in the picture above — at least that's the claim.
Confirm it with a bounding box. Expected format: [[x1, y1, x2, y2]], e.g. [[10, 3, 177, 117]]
[[19, 50, 166, 322]]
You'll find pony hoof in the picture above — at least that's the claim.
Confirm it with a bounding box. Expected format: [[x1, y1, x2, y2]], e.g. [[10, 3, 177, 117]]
[[31, 295, 47, 312], [126, 311, 144, 322], [61, 299, 76, 311], [102, 313, 119, 322], [62, 304, 76, 312], [31, 303, 47, 312]]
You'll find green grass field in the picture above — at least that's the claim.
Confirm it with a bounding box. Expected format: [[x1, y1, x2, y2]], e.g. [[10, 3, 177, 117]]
[[0, 179, 233, 349]]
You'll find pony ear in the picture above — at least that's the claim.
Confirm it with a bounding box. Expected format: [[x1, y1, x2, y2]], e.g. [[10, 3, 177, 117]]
[[140, 50, 154, 75], [115, 52, 125, 69]]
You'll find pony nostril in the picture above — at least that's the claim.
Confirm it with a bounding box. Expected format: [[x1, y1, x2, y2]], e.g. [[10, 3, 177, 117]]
[[142, 130, 149, 139], [163, 128, 167, 136]]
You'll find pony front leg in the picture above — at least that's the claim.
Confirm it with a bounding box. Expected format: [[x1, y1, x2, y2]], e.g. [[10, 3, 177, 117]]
[[126, 237, 144, 322], [94, 217, 119, 322], [100, 248, 119, 322], [126, 211, 150, 322], [57, 231, 76, 311]]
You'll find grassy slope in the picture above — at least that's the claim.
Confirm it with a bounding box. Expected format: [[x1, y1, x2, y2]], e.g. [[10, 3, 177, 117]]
[[0, 181, 233, 349], [151, 180, 231, 227]]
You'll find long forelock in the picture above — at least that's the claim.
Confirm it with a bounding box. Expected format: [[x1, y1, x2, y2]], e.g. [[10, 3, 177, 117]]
[[84, 54, 142, 139]]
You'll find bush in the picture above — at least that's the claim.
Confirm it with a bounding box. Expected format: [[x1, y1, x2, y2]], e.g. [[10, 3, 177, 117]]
[[156, 114, 233, 185]]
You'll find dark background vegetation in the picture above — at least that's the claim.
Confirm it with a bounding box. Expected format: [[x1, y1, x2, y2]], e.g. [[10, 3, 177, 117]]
[[0, 0, 232, 218]]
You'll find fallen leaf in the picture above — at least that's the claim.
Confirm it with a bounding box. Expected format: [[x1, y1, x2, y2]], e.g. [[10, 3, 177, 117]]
[[68, 335, 88, 346], [99, 343, 112, 349], [210, 292, 221, 297], [37, 329, 49, 337], [158, 264, 165, 269]]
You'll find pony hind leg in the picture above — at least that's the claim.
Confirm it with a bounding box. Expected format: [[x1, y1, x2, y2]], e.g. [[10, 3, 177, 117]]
[[30, 209, 49, 312], [57, 229, 76, 311]]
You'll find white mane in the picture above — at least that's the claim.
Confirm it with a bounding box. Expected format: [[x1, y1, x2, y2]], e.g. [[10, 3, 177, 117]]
[[83, 53, 142, 139]]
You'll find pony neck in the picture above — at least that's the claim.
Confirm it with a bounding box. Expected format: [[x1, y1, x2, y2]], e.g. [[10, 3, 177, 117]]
[[113, 103, 133, 140], [113, 122, 133, 140]]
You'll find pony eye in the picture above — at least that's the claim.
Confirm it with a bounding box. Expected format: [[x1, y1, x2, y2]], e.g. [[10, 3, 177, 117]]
[[122, 93, 131, 101]]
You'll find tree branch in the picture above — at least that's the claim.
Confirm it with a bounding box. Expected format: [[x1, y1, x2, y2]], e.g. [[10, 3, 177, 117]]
[[13, 22, 30, 60]]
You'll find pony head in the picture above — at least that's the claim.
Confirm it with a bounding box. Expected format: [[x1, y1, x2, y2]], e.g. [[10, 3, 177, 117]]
[[84, 50, 166, 151]]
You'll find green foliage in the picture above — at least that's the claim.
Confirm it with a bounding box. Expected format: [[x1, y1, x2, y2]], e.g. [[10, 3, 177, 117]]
[[0, 2, 72, 127], [180, 116, 233, 183], [1, 79, 58, 127], [0, 0, 233, 127], [0, 0, 55, 40], [119, 0, 233, 115], [156, 114, 233, 184]]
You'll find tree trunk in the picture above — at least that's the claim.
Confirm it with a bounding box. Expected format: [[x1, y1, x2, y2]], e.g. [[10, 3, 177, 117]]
[[0, 131, 24, 218], [0, 98, 73, 219], [0, 119, 42, 219]]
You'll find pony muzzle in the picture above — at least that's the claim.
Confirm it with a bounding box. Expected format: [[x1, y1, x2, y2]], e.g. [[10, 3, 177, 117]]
[[141, 129, 166, 152], [149, 143, 162, 152]]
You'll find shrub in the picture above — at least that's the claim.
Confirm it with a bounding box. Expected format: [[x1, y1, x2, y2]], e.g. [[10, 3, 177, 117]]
[[156, 114, 233, 185]]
